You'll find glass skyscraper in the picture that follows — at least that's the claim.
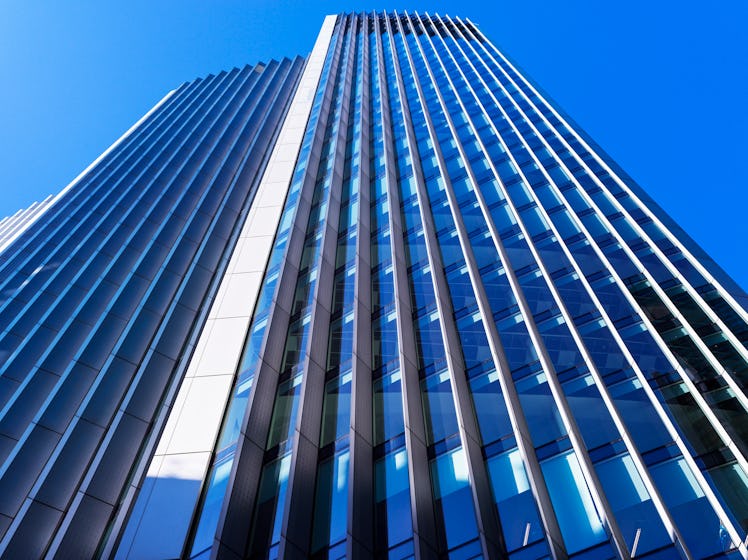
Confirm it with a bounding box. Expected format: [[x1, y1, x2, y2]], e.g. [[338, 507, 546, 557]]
[[0, 11, 746, 560]]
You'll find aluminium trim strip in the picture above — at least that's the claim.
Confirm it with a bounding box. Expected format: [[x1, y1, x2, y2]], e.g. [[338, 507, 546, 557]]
[[0, 78, 200, 294], [416, 11, 633, 557], [3, 65, 259, 558], [464, 19, 748, 395], [393, 12, 566, 559], [457, 17, 747, 556], [100, 62, 304, 559], [0, 71, 238, 388], [436, 13, 691, 558], [0, 208, 26, 237], [40, 62, 288, 558], [395, 12, 515, 559], [0, 67, 254, 468], [458, 16, 748, 479], [467, 17, 748, 333], [106, 61, 307, 558], [0, 197, 52, 248], [0, 75, 205, 300], [214, 16, 343, 559], [0, 67, 251, 512], [409, 11, 623, 558]]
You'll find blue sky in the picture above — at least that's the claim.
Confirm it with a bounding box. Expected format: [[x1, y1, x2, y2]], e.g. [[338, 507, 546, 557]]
[[1, 1, 746, 290]]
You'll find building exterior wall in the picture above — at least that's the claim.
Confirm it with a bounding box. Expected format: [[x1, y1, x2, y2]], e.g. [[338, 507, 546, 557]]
[[0, 11, 747, 560], [0, 56, 304, 558]]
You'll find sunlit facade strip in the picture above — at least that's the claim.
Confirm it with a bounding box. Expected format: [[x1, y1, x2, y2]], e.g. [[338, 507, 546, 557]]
[[0, 196, 53, 250], [113, 19, 335, 560]]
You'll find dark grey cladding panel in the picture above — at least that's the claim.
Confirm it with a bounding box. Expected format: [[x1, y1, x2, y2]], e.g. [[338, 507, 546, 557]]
[[0, 55, 305, 557]]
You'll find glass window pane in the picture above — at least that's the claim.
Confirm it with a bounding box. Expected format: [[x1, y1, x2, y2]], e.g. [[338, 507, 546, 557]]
[[431, 448, 479, 551], [320, 372, 352, 446], [596, 455, 670, 555], [541, 451, 607, 554], [375, 449, 413, 550], [373, 370, 405, 445], [312, 451, 350, 552], [267, 375, 303, 449], [421, 369, 459, 444], [650, 458, 732, 556], [468, 369, 512, 445], [515, 372, 565, 447], [487, 449, 544, 551]]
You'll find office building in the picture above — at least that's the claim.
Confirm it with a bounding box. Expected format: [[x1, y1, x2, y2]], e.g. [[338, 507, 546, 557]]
[[0, 11, 747, 560]]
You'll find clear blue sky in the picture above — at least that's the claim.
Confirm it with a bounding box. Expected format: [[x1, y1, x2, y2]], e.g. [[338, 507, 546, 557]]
[[1, 1, 746, 290]]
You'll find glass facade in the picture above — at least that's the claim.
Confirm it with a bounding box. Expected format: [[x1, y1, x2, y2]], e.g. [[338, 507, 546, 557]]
[[1, 10, 747, 560]]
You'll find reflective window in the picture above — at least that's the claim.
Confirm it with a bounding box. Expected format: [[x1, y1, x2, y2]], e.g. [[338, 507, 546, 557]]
[[487, 449, 544, 551], [431, 447, 480, 552], [267, 374, 303, 449], [595, 454, 670, 556], [326, 311, 355, 371], [650, 458, 733, 557], [320, 372, 352, 446], [375, 449, 413, 551], [251, 454, 292, 554], [562, 373, 620, 451], [312, 451, 350, 552], [514, 372, 565, 447], [468, 369, 512, 445], [541, 450, 607, 554], [421, 369, 460, 444], [373, 370, 406, 445]]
